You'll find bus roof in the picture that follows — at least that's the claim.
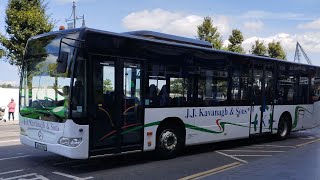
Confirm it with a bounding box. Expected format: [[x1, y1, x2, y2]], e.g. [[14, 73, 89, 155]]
[[32, 27, 319, 68], [123, 30, 212, 48], [28, 28, 84, 40]]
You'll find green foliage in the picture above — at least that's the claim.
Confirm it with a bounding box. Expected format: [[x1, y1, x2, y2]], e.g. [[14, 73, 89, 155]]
[[197, 16, 223, 49], [0, 49, 5, 58], [251, 40, 267, 56], [268, 41, 286, 60], [220, 46, 228, 51], [0, 83, 17, 88], [170, 78, 186, 96], [227, 29, 245, 53], [0, 0, 54, 70], [103, 79, 113, 93]]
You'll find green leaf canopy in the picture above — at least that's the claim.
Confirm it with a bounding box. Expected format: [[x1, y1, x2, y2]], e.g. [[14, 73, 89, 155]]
[[0, 0, 54, 70]]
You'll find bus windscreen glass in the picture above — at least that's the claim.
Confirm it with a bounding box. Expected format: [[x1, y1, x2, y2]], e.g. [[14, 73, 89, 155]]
[[20, 33, 79, 122]]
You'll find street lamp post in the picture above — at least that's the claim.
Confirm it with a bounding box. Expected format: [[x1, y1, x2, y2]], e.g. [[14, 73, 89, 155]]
[[65, 1, 86, 29]]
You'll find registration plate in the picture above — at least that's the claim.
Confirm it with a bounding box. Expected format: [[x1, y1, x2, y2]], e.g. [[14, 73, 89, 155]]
[[35, 142, 47, 151]]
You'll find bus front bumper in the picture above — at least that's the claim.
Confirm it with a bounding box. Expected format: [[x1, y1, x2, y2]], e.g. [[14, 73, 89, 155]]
[[20, 135, 89, 159]]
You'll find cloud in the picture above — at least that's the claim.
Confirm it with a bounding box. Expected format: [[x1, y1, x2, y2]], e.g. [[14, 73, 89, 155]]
[[242, 32, 320, 55], [122, 9, 230, 37], [212, 16, 230, 36], [243, 21, 264, 32], [242, 10, 312, 21], [298, 18, 320, 29]]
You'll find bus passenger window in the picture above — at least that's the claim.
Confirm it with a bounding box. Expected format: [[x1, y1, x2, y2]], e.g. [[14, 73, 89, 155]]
[[170, 78, 187, 106], [147, 64, 166, 107], [299, 77, 309, 104], [277, 66, 296, 105], [198, 69, 228, 106], [311, 70, 320, 103]]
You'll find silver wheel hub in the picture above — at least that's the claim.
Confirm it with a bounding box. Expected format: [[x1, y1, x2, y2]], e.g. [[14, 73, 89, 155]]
[[160, 130, 178, 151]]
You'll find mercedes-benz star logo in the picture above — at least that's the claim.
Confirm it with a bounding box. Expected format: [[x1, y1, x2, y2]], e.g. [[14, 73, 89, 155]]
[[38, 130, 44, 140]]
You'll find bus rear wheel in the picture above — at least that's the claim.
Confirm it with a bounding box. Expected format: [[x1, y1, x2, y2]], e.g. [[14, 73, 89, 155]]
[[156, 125, 184, 159], [277, 115, 291, 139]]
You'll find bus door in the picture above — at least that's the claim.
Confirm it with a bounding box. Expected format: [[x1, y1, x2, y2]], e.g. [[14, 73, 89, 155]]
[[121, 61, 144, 150], [250, 62, 274, 135], [91, 58, 119, 153], [90, 56, 143, 155]]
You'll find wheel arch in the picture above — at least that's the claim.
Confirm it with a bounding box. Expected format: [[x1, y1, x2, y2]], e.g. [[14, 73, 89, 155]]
[[279, 111, 293, 130], [156, 117, 186, 143]]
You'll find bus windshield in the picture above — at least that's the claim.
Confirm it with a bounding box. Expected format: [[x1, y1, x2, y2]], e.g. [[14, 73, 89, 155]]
[[20, 32, 80, 122]]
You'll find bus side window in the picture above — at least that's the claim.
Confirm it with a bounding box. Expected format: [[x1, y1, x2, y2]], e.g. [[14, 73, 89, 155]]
[[147, 64, 165, 107], [197, 69, 228, 106], [277, 65, 296, 105], [230, 59, 251, 106], [311, 69, 320, 102]]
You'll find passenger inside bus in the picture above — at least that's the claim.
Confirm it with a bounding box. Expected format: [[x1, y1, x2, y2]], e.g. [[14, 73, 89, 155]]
[[149, 84, 158, 99], [159, 85, 170, 106], [148, 84, 159, 105], [54, 85, 70, 107]]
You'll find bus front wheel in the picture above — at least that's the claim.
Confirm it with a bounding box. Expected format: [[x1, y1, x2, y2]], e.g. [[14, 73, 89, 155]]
[[156, 125, 184, 159]]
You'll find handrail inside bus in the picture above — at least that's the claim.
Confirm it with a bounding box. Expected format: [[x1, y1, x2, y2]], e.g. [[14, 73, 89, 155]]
[[98, 107, 114, 128]]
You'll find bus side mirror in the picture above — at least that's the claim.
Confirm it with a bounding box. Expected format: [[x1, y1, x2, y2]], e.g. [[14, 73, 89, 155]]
[[57, 51, 69, 73]]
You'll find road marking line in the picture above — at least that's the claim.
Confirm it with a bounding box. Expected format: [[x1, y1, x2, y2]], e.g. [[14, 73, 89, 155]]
[[0, 169, 24, 175], [3, 173, 49, 180], [1, 173, 42, 180], [296, 138, 320, 147], [232, 155, 272, 157], [0, 139, 20, 144], [178, 162, 242, 180], [52, 171, 93, 180], [192, 164, 243, 180], [0, 155, 31, 161], [216, 151, 248, 164], [299, 136, 315, 140], [221, 150, 285, 153], [253, 144, 296, 148]]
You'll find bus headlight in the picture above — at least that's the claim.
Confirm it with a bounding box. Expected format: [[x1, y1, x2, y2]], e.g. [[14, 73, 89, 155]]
[[58, 137, 82, 147]]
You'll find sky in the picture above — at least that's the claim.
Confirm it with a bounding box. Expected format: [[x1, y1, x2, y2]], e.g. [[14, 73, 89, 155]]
[[0, 0, 320, 85]]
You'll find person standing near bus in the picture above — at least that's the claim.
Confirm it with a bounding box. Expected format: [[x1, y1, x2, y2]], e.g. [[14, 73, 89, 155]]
[[7, 98, 16, 121]]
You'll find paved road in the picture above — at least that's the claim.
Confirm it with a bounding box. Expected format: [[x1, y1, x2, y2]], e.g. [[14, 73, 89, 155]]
[[0, 125, 319, 180]]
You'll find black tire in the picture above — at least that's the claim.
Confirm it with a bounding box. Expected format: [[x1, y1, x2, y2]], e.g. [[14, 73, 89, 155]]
[[156, 125, 184, 159], [277, 115, 291, 140]]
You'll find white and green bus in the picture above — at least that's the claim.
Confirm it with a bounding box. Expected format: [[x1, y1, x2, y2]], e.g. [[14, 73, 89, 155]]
[[19, 28, 320, 159]]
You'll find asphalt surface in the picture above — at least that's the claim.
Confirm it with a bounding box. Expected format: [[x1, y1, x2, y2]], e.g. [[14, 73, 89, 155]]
[[0, 124, 319, 180]]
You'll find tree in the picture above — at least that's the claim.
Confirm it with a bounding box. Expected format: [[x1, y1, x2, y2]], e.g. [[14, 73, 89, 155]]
[[227, 29, 245, 53], [170, 79, 183, 95], [251, 40, 267, 56], [103, 79, 113, 93], [170, 79, 187, 96], [268, 41, 286, 60], [0, 49, 5, 58], [0, 0, 54, 71], [0, 83, 16, 88], [197, 16, 223, 49]]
